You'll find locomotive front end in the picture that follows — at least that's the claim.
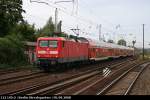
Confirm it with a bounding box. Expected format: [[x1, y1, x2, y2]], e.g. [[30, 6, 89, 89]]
[[36, 37, 60, 67]]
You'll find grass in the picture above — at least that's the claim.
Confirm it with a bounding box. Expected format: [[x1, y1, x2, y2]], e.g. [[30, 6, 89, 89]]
[[138, 54, 150, 60]]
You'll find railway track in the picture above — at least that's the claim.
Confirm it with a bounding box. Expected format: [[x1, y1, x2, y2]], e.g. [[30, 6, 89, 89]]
[[0, 57, 131, 86], [55, 60, 148, 95], [97, 62, 150, 95], [4, 57, 136, 95], [0, 67, 40, 76], [54, 60, 141, 95], [0, 71, 47, 86], [75, 60, 149, 95], [0, 70, 21, 75]]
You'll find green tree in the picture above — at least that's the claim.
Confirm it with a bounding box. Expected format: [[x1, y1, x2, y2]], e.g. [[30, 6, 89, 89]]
[[0, 0, 25, 37], [36, 17, 64, 38], [10, 21, 36, 41], [0, 34, 27, 66], [107, 39, 114, 43], [40, 17, 55, 36], [118, 39, 127, 46]]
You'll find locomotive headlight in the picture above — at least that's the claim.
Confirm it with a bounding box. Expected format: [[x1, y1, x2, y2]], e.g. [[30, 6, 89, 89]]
[[38, 50, 46, 54], [50, 51, 58, 54]]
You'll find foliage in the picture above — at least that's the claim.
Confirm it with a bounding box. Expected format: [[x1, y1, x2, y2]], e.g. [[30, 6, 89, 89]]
[[36, 17, 63, 38], [0, 0, 37, 68], [10, 21, 36, 41], [0, 34, 28, 66], [0, 0, 25, 37], [38, 17, 55, 37], [107, 39, 114, 43], [144, 49, 150, 55], [69, 35, 78, 39], [54, 32, 68, 37], [117, 39, 127, 46]]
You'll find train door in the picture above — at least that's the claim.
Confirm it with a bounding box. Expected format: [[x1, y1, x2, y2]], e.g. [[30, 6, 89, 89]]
[[89, 47, 95, 59]]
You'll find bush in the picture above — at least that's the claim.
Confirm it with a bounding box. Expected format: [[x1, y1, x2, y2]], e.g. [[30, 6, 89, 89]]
[[0, 34, 28, 67]]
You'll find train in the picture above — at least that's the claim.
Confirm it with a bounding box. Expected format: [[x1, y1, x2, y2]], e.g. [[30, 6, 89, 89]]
[[36, 37, 134, 70]]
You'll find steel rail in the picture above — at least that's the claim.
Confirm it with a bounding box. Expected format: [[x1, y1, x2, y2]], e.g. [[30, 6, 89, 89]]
[[74, 60, 146, 95], [124, 63, 150, 95], [96, 61, 150, 95], [0, 72, 47, 86], [2, 57, 134, 95], [29, 59, 135, 95], [74, 61, 138, 95]]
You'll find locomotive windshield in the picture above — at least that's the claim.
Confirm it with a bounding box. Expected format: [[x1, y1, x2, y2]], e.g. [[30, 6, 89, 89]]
[[49, 41, 58, 48], [39, 40, 58, 48], [39, 40, 48, 47]]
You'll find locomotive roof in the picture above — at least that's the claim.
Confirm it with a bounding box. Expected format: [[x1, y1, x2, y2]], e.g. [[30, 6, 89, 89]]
[[87, 38, 134, 50], [38, 37, 66, 41]]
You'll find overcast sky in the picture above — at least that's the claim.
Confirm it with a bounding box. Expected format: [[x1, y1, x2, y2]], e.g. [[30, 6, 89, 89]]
[[23, 0, 150, 48]]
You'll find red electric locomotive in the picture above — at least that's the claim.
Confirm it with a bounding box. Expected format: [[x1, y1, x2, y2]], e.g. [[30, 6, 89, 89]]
[[36, 37, 89, 68]]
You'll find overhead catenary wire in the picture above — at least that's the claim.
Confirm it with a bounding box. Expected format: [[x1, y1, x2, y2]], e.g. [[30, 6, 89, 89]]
[[79, 0, 115, 28], [29, 0, 116, 35], [28, 0, 150, 45]]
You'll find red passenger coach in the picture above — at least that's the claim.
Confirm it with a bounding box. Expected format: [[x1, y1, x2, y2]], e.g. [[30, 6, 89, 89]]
[[87, 39, 134, 61], [36, 37, 89, 67]]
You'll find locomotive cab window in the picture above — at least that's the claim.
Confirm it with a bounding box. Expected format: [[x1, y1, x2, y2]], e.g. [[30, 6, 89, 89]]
[[39, 40, 48, 47], [49, 40, 58, 48], [39, 40, 58, 48]]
